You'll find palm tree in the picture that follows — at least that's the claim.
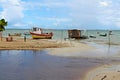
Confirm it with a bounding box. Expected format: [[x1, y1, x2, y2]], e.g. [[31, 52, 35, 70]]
[[0, 19, 7, 41]]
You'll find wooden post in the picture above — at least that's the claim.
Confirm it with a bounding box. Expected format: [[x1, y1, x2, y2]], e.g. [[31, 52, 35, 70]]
[[0, 32, 2, 41]]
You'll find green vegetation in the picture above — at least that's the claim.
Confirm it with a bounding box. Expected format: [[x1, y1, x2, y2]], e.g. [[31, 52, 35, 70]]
[[0, 19, 7, 31], [0, 19, 8, 41]]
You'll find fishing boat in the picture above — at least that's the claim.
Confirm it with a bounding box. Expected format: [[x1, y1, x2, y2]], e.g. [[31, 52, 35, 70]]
[[10, 33, 21, 36], [30, 27, 53, 39]]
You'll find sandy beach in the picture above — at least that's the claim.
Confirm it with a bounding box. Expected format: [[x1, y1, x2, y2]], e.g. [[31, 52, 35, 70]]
[[84, 63, 120, 80], [0, 37, 69, 50]]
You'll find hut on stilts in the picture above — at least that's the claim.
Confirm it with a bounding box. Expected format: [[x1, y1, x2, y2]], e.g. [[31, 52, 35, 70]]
[[68, 29, 88, 39]]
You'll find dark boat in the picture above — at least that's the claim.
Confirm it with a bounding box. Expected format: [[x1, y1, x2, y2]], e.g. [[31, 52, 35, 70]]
[[99, 33, 107, 37], [89, 35, 96, 38]]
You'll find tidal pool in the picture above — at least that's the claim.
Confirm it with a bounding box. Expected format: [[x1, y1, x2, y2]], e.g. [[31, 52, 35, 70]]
[[0, 50, 116, 80]]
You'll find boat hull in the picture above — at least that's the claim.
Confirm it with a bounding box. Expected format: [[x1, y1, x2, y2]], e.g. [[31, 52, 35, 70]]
[[30, 32, 53, 39]]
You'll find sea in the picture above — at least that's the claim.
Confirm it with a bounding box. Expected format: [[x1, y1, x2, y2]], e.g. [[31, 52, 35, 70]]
[[2, 29, 120, 45]]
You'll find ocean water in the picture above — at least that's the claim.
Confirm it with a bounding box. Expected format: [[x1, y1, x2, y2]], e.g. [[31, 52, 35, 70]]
[[2, 29, 120, 45]]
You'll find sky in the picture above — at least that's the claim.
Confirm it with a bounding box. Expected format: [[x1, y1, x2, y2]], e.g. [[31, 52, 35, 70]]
[[0, 0, 120, 29]]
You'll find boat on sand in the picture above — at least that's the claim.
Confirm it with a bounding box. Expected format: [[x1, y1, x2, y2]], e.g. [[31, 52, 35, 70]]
[[30, 27, 53, 39]]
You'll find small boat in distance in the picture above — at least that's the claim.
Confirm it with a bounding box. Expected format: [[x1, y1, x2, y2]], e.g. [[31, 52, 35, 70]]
[[10, 33, 21, 36], [30, 27, 53, 39], [24, 32, 30, 35], [89, 35, 96, 38], [99, 33, 107, 37]]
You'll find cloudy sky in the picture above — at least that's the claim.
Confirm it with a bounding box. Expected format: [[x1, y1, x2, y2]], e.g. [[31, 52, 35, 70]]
[[0, 0, 120, 29]]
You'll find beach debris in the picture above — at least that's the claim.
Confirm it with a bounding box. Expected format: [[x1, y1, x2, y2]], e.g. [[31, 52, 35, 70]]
[[101, 75, 107, 80]]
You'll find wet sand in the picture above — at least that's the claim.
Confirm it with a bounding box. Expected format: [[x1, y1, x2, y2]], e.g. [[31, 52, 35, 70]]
[[47, 41, 120, 58], [47, 41, 96, 58]]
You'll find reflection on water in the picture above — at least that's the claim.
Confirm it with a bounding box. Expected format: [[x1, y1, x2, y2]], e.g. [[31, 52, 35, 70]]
[[0, 50, 119, 80]]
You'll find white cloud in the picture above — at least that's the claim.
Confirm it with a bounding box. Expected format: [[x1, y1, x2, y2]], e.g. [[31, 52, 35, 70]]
[[24, 1, 66, 10], [0, 0, 24, 22], [115, 22, 120, 28], [13, 22, 26, 27], [99, 1, 109, 7], [47, 17, 71, 22], [37, 17, 71, 23], [97, 0, 120, 28]]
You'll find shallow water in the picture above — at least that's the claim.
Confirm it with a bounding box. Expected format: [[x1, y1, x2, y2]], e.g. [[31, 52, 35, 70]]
[[0, 50, 111, 80]]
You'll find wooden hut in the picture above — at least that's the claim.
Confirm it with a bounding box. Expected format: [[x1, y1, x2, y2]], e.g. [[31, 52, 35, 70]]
[[68, 29, 81, 39]]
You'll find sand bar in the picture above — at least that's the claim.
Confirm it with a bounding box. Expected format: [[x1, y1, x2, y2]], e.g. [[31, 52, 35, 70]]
[[47, 41, 98, 58], [0, 37, 69, 50], [47, 41, 120, 59]]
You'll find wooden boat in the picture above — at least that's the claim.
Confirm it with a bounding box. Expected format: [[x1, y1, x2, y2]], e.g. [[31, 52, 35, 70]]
[[10, 33, 21, 36], [30, 32, 53, 39], [30, 27, 53, 39]]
